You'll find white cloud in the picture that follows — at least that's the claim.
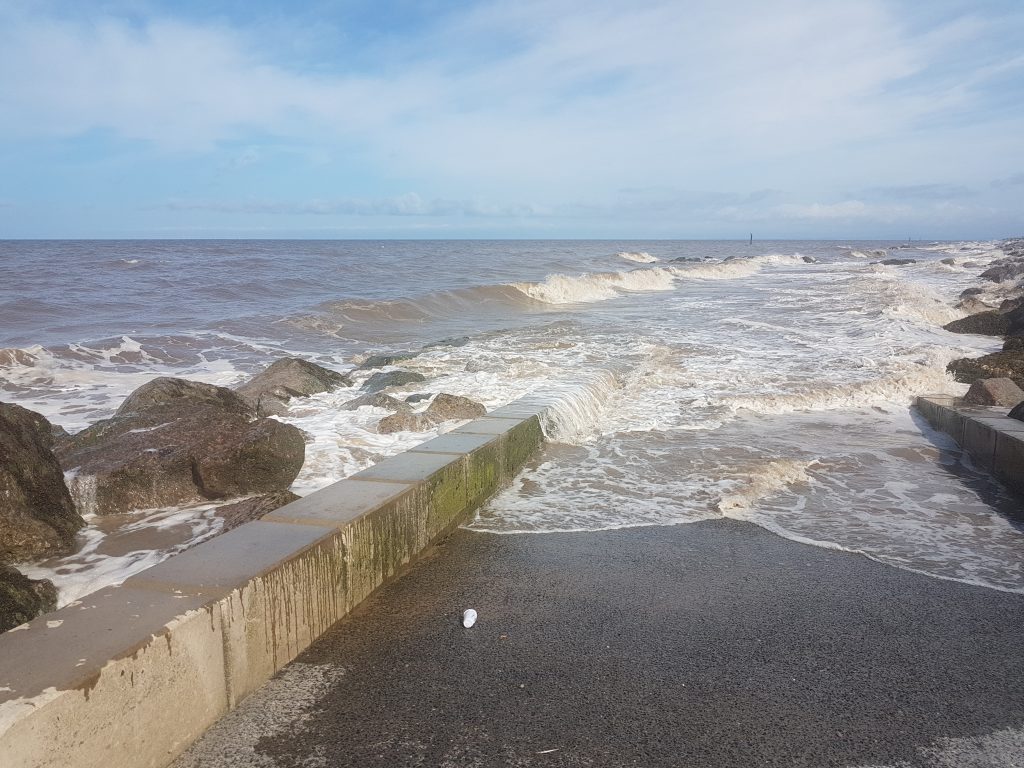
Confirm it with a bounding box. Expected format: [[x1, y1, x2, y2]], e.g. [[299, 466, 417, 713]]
[[0, 0, 1021, 237]]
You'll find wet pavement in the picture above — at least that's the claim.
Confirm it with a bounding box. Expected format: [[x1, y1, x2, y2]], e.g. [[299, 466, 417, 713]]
[[174, 519, 1024, 768]]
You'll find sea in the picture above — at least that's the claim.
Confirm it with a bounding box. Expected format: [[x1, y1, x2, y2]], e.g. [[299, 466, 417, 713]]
[[2, 239, 1021, 603]]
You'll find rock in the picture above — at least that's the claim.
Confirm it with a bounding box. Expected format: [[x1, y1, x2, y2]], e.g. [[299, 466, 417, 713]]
[[1004, 336, 1024, 352], [0, 565, 57, 633], [943, 311, 1010, 336], [948, 351, 1024, 391], [56, 378, 305, 516], [941, 258, 956, 266], [960, 287, 986, 298], [425, 393, 487, 421], [236, 358, 352, 417], [214, 490, 301, 531], [405, 393, 432, 404], [1005, 306, 1024, 336], [801, 255, 818, 263], [118, 376, 251, 418], [1010, 402, 1024, 422], [341, 393, 411, 412], [962, 261, 980, 268], [358, 352, 419, 369], [377, 411, 436, 434], [1000, 297, 1024, 313], [376, 393, 487, 434], [962, 378, 1024, 407], [980, 262, 1024, 283], [876, 258, 917, 266], [0, 403, 84, 562], [954, 298, 995, 314], [362, 370, 427, 393]]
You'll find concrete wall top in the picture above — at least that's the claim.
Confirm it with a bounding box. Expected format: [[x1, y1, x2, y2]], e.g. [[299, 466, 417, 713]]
[[0, 400, 549, 768]]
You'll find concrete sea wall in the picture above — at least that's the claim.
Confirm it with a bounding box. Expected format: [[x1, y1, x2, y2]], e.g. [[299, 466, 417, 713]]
[[916, 395, 1024, 494], [0, 401, 547, 768]]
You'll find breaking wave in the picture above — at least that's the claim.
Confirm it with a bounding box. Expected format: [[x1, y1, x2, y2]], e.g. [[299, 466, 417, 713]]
[[616, 251, 659, 263]]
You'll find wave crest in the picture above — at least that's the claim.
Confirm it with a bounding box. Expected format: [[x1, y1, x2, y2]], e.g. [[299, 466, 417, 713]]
[[512, 268, 676, 304], [616, 251, 658, 263]]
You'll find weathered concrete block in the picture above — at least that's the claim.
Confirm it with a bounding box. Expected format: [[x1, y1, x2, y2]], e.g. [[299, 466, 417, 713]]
[[993, 433, 1024, 494], [500, 416, 544, 476], [411, 432, 499, 455], [351, 450, 464, 484], [263, 478, 417, 529], [937, 406, 967, 445], [340, 488, 429, 608], [0, 586, 227, 768], [455, 416, 544, 477], [486, 401, 551, 420], [126, 521, 345, 707], [962, 419, 998, 469]]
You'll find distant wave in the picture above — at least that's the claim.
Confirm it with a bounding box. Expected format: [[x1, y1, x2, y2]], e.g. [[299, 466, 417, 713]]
[[616, 251, 659, 264]]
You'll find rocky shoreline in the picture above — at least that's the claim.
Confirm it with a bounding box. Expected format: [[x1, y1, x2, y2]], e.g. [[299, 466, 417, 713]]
[[942, 238, 1024, 396], [0, 354, 488, 631]]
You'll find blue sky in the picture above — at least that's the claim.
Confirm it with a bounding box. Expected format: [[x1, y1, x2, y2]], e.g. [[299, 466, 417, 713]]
[[0, 0, 1022, 239]]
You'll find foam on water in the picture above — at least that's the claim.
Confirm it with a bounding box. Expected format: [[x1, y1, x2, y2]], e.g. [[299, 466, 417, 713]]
[[511, 267, 677, 304], [616, 251, 659, 263], [19, 501, 224, 607]]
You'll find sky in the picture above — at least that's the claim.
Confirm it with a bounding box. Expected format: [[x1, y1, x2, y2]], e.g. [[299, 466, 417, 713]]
[[0, 0, 1022, 239]]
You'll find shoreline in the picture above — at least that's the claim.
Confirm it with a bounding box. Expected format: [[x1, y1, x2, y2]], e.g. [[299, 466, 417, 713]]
[[5, 238, 1024, 623]]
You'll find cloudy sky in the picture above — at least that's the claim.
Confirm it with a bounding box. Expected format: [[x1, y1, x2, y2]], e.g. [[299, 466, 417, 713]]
[[0, 0, 1021, 239]]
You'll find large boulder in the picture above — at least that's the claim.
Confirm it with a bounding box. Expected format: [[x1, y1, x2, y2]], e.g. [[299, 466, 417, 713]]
[[980, 262, 1024, 283], [943, 311, 1011, 336], [0, 403, 83, 562], [425, 393, 487, 421], [0, 565, 57, 633], [377, 411, 436, 434], [876, 258, 917, 266], [56, 378, 305, 516], [947, 351, 1024, 391], [236, 358, 352, 417], [1004, 306, 1024, 337], [118, 376, 251, 417], [962, 378, 1024, 407], [362, 370, 427, 393], [955, 298, 997, 315]]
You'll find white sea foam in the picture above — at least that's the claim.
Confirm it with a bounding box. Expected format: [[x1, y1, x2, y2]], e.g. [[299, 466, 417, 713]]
[[616, 251, 659, 263], [511, 267, 676, 304]]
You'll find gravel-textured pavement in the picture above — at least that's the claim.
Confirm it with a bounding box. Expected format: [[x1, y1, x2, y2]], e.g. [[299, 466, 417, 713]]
[[174, 519, 1024, 768]]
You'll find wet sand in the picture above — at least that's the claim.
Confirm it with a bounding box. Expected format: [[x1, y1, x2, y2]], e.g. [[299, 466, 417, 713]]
[[175, 519, 1024, 768]]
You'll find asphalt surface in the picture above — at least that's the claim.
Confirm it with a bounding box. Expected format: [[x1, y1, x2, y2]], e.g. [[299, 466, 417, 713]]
[[174, 519, 1024, 768]]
